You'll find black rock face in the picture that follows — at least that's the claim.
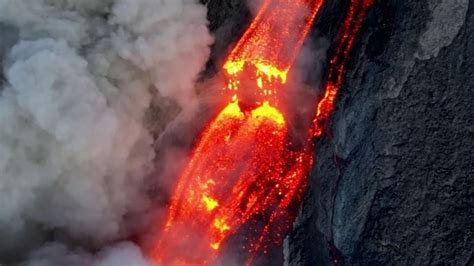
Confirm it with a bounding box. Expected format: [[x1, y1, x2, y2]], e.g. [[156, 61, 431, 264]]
[[205, 0, 473, 265], [201, 0, 252, 76], [285, 0, 474, 265]]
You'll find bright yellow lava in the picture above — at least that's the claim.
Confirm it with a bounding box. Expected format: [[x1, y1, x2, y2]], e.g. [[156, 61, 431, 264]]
[[202, 194, 219, 211], [224, 60, 288, 84], [210, 242, 220, 250], [251, 101, 285, 125], [220, 101, 244, 119], [213, 218, 231, 233], [255, 63, 288, 83], [224, 60, 245, 75]]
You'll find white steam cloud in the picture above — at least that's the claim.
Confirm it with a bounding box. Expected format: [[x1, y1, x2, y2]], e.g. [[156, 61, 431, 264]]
[[0, 0, 212, 265]]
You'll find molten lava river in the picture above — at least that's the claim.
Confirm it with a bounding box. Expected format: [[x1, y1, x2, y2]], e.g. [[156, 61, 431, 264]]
[[151, 0, 373, 264]]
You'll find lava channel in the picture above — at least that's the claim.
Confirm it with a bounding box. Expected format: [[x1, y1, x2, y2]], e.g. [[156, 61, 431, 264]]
[[150, 0, 373, 264]]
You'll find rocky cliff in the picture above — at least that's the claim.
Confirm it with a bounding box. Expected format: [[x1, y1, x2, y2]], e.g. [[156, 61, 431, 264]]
[[285, 0, 473, 265]]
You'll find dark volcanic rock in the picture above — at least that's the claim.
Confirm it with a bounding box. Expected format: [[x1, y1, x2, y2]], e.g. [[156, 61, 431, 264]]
[[201, 0, 252, 76], [286, 0, 473, 265]]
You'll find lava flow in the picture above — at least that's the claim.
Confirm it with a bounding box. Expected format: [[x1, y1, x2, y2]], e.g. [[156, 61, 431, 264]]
[[151, 0, 373, 265], [312, 0, 375, 137]]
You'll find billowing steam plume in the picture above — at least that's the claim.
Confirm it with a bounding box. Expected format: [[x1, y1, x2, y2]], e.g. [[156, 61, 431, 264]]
[[0, 0, 212, 264]]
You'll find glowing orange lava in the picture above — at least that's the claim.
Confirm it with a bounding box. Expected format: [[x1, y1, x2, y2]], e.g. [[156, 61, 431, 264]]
[[223, 0, 324, 103], [151, 0, 373, 264], [153, 97, 313, 264]]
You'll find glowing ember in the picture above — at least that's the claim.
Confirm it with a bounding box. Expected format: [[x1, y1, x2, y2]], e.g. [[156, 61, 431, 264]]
[[151, 0, 373, 264]]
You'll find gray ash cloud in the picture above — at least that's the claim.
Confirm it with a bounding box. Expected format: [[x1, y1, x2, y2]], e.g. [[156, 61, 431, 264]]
[[0, 0, 213, 265]]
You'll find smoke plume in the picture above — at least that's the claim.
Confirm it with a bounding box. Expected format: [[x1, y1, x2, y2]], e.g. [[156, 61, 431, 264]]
[[0, 0, 212, 264]]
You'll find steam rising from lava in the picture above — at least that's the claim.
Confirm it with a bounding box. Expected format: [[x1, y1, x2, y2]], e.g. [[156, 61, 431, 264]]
[[0, 0, 212, 264]]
